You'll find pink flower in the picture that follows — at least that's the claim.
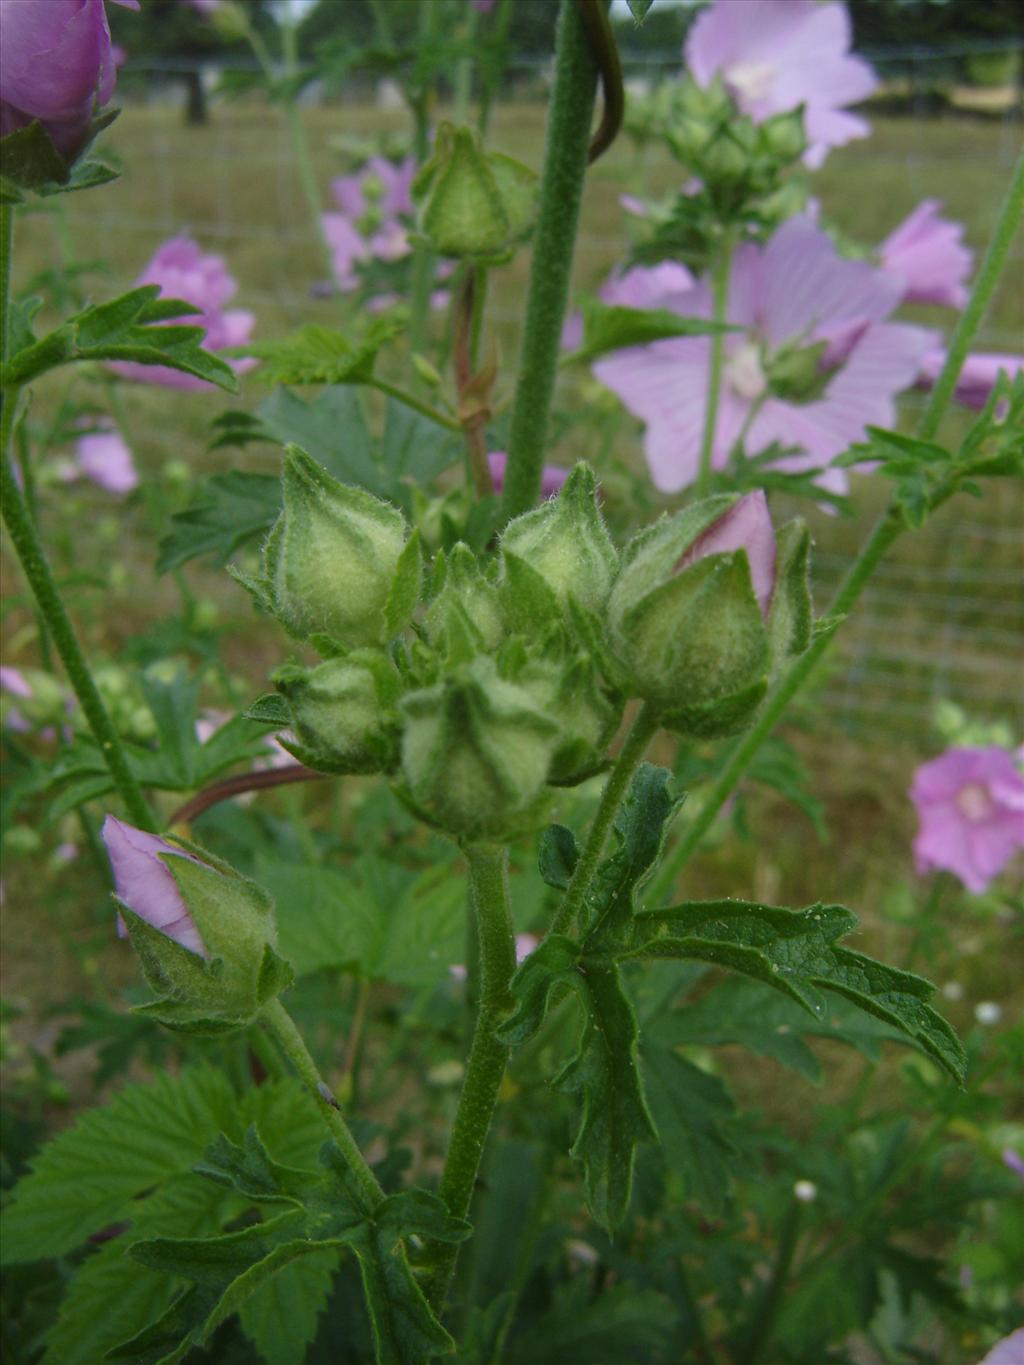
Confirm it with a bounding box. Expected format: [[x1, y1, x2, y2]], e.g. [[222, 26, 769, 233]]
[[0, 666, 33, 700], [685, 0, 877, 169], [488, 452, 569, 501], [330, 156, 416, 223], [678, 489, 776, 617], [108, 236, 255, 390], [102, 815, 207, 955], [0, 0, 139, 160], [74, 422, 138, 494], [916, 349, 1023, 410], [879, 200, 972, 308], [978, 1331, 1024, 1365], [472, 0, 497, 12], [909, 746, 1024, 895], [593, 217, 934, 495], [183, 0, 220, 13], [1003, 1148, 1024, 1184]]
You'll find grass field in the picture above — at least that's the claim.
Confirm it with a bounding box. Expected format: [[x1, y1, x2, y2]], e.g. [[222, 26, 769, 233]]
[[3, 96, 1022, 1108]]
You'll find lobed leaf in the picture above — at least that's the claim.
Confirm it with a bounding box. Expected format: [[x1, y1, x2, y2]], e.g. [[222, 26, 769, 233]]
[[631, 899, 966, 1083]]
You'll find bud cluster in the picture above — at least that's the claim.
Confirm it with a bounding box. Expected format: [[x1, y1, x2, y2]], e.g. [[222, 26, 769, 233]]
[[236, 447, 814, 845]]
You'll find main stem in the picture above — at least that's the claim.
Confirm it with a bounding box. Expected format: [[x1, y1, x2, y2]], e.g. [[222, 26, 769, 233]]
[[499, 0, 600, 522], [261, 997, 384, 1211], [0, 204, 156, 833], [427, 843, 516, 1309], [551, 703, 659, 936], [696, 231, 733, 497], [648, 146, 1024, 904]]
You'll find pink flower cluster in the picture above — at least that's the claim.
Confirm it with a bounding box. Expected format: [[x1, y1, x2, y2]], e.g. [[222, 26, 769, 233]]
[[322, 157, 417, 293], [910, 746, 1024, 895], [109, 236, 255, 390]]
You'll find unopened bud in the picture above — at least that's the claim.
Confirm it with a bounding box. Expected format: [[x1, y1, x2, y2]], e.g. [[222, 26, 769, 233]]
[[517, 653, 621, 786], [261, 446, 408, 648], [426, 543, 504, 654], [501, 463, 617, 619], [399, 657, 559, 841], [102, 817, 292, 1034], [760, 108, 807, 164], [272, 651, 400, 774]]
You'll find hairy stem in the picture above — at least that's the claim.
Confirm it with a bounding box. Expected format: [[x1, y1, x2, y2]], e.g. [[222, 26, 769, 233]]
[[647, 148, 1024, 903], [736, 1196, 805, 1365], [499, 0, 601, 521], [551, 703, 659, 936], [1, 207, 156, 832], [427, 843, 516, 1309], [696, 231, 733, 497], [453, 264, 495, 498], [261, 997, 384, 1210]]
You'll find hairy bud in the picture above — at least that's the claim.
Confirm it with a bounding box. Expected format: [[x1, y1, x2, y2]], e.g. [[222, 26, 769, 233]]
[[272, 651, 400, 774]]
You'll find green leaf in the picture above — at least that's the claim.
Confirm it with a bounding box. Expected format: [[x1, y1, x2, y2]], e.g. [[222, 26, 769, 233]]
[[239, 318, 404, 387], [156, 472, 280, 574], [1, 1067, 237, 1264], [384, 530, 423, 639], [259, 384, 381, 489], [256, 855, 465, 987], [565, 297, 737, 366], [244, 692, 293, 726], [1, 286, 238, 390], [0, 122, 68, 191], [639, 1045, 739, 1215], [508, 1282, 676, 1364], [538, 824, 579, 891], [583, 763, 679, 948], [626, 0, 655, 19], [631, 899, 966, 1083], [239, 1247, 339, 1365]]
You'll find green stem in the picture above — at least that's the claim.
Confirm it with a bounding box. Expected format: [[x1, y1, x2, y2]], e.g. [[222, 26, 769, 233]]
[[2, 203, 155, 833], [408, 0, 440, 355], [647, 148, 1024, 903], [916, 147, 1024, 442], [696, 232, 733, 497], [479, 0, 514, 136], [452, 4, 479, 125], [737, 1197, 805, 1365], [367, 377, 460, 431], [499, 0, 601, 522], [427, 843, 516, 1309], [551, 703, 659, 936], [260, 997, 384, 1210]]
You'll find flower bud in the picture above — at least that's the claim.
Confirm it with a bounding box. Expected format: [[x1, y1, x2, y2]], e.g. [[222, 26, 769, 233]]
[[500, 464, 617, 620], [262, 446, 408, 648], [759, 108, 807, 165], [517, 653, 622, 786], [608, 491, 780, 737], [102, 816, 291, 1034], [399, 657, 560, 841], [272, 651, 401, 774], [412, 122, 538, 260], [426, 543, 504, 654]]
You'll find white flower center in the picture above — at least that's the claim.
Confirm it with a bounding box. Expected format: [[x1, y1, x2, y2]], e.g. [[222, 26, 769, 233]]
[[725, 342, 768, 401], [956, 781, 994, 823], [725, 61, 776, 105]]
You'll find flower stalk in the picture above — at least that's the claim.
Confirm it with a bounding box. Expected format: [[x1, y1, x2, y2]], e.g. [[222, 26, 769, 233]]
[[697, 231, 734, 496], [499, 0, 601, 522], [427, 842, 516, 1308]]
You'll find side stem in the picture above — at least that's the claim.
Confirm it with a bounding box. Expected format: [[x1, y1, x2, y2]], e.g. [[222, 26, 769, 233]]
[[551, 703, 659, 936], [696, 231, 733, 497], [426, 843, 516, 1309], [647, 146, 1024, 903], [260, 996, 384, 1210], [499, 0, 600, 522], [1, 205, 156, 833]]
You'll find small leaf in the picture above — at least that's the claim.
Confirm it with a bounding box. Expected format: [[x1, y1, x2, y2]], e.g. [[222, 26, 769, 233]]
[[632, 899, 966, 1083], [239, 318, 404, 387], [384, 531, 423, 639], [243, 692, 292, 726], [539, 824, 579, 891], [626, 0, 655, 19], [566, 297, 737, 366], [156, 472, 281, 574]]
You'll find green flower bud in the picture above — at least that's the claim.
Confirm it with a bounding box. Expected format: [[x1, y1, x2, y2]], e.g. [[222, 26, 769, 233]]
[[272, 650, 401, 774], [759, 108, 807, 164], [262, 446, 408, 648], [767, 339, 836, 403], [517, 653, 622, 786], [399, 656, 560, 841], [426, 543, 504, 654], [412, 122, 538, 260], [102, 817, 292, 1036], [608, 492, 780, 737], [699, 127, 751, 186], [500, 464, 617, 620]]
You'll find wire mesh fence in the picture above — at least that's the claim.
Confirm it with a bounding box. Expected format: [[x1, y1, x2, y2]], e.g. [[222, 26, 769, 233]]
[[51, 42, 1024, 748]]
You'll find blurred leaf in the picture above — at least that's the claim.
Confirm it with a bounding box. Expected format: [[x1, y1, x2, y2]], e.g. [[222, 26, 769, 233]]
[[565, 297, 736, 366], [631, 900, 966, 1084], [508, 1282, 676, 1364], [1, 286, 238, 390], [639, 1045, 738, 1215], [238, 318, 404, 387], [626, 0, 655, 19], [157, 472, 280, 573]]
